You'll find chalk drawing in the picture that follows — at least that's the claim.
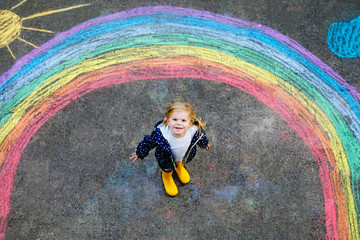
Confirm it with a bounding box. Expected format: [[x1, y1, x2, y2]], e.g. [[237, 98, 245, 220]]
[[0, 0, 90, 59], [0, 6, 360, 240], [215, 186, 239, 202], [327, 16, 360, 58]]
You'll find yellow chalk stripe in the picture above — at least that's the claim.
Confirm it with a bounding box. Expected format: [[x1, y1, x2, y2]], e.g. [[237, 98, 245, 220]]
[[0, 45, 357, 238], [21, 27, 53, 33], [18, 37, 38, 48], [22, 4, 91, 21], [10, 0, 27, 10], [6, 44, 15, 59]]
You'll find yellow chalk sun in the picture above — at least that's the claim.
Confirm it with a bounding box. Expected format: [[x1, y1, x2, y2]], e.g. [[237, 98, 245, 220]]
[[0, 10, 22, 48], [0, 0, 90, 59]]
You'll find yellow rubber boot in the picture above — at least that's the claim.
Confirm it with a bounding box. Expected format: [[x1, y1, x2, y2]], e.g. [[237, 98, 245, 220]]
[[161, 170, 178, 196], [175, 161, 190, 184]]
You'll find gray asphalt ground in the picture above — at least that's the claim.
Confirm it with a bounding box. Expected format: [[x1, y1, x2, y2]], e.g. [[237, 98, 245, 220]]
[[1, 0, 360, 239]]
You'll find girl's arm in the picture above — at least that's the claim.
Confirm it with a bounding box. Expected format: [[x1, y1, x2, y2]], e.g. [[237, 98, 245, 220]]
[[197, 130, 209, 149], [131, 131, 157, 162]]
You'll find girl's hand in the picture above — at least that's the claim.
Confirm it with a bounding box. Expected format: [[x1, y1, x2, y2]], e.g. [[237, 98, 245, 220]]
[[130, 152, 142, 163], [205, 144, 211, 150]]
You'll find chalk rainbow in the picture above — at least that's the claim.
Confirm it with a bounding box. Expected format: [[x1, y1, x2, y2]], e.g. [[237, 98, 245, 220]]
[[1, 6, 360, 239]]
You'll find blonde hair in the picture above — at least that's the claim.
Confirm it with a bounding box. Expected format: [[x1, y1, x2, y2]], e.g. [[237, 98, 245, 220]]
[[163, 102, 206, 135]]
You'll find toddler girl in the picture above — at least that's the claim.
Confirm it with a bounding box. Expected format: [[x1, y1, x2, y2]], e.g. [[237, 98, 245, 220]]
[[130, 101, 210, 196]]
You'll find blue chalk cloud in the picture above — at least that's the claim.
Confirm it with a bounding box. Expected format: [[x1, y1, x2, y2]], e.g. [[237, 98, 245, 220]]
[[327, 16, 360, 58]]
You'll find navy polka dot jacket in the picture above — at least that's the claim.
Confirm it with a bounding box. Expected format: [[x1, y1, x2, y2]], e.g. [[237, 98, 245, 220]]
[[136, 121, 209, 172]]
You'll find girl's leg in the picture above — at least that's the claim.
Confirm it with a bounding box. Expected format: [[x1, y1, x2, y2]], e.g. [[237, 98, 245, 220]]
[[175, 161, 190, 184], [161, 169, 178, 196]]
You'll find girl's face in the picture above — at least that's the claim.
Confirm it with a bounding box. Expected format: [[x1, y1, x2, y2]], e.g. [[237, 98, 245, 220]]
[[168, 111, 191, 138]]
